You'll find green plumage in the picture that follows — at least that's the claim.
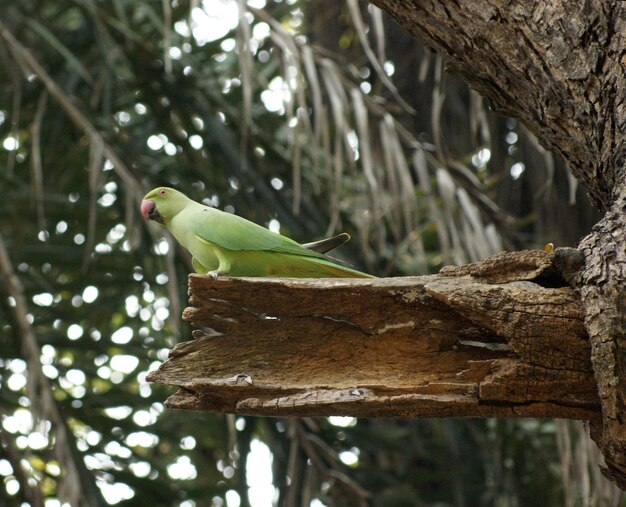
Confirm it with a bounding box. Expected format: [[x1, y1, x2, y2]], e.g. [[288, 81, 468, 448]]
[[142, 187, 375, 278]]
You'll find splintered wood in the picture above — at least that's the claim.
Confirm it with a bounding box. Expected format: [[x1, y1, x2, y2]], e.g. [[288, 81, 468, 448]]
[[147, 250, 599, 419]]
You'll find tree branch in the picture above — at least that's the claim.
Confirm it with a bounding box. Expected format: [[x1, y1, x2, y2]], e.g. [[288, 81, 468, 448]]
[[148, 250, 598, 420], [370, 0, 626, 211]]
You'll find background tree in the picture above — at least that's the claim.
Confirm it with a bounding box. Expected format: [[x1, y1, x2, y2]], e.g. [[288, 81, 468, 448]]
[[0, 0, 620, 506]]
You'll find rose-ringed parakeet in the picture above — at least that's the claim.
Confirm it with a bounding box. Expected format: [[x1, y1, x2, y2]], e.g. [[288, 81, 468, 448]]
[[141, 187, 375, 278]]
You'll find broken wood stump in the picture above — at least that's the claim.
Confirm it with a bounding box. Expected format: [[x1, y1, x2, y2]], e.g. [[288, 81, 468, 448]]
[[146, 249, 599, 420]]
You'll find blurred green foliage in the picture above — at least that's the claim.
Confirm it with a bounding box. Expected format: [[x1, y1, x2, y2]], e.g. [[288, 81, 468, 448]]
[[0, 0, 615, 506]]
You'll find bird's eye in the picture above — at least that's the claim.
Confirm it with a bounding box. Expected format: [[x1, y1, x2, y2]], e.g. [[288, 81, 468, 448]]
[[159, 189, 166, 196]]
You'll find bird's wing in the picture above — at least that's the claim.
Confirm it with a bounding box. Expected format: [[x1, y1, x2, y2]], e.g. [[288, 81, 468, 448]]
[[187, 205, 326, 258]]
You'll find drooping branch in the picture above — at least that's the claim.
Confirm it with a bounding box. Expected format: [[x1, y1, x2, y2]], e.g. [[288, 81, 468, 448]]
[[148, 250, 598, 419], [0, 233, 106, 506]]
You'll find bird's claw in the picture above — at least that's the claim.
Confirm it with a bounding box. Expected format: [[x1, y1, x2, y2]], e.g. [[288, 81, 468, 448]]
[[207, 270, 220, 279]]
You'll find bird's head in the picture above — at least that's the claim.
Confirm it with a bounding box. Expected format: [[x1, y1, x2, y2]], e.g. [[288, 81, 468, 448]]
[[141, 187, 189, 226]]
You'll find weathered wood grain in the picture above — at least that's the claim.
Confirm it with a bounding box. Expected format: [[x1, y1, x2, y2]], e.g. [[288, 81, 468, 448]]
[[147, 250, 599, 420]]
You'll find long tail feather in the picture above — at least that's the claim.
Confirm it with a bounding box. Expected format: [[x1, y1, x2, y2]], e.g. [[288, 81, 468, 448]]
[[302, 233, 351, 254]]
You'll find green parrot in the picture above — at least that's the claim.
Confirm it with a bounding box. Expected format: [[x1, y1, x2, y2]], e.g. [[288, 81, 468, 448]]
[[141, 187, 375, 278]]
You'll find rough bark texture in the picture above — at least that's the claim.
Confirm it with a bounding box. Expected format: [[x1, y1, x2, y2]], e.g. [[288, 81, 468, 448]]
[[148, 250, 599, 420], [369, 0, 626, 490], [577, 214, 626, 487]]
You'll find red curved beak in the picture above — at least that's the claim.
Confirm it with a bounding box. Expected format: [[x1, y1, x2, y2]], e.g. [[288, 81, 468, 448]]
[[141, 199, 155, 220]]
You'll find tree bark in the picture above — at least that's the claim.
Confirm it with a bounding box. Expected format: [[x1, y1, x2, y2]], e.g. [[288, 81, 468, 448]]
[[148, 250, 598, 419], [368, 0, 626, 490]]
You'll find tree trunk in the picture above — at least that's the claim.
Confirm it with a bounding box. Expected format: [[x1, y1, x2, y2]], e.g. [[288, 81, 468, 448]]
[[368, 0, 626, 490]]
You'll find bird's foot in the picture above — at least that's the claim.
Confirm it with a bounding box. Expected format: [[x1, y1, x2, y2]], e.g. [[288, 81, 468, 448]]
[[207, 270, 220, 279]]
